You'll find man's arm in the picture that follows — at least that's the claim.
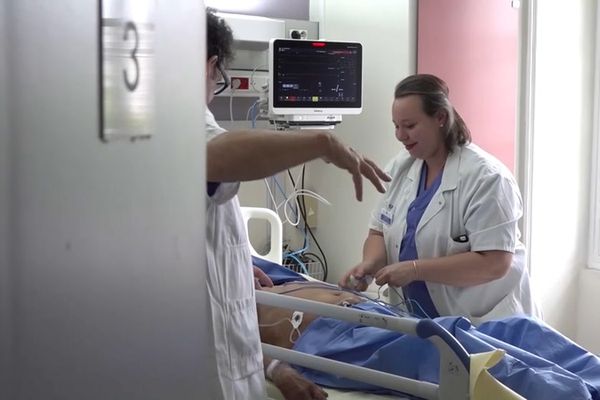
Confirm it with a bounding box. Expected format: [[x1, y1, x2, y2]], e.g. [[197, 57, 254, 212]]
[[207, 129, 331, 181], [206, 129, 390, 201]]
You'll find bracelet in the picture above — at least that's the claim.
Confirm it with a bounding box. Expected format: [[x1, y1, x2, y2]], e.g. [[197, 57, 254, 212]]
[[412, 260, 419, 280], [265, 359, 281, 380]]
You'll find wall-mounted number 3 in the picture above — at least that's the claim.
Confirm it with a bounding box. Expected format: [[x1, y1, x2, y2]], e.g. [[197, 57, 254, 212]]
[[123, 21, 139, 92]]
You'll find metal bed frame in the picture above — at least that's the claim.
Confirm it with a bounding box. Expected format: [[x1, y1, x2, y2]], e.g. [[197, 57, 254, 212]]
[[243, 206, 471, 399], [256, 291, 471, 400]]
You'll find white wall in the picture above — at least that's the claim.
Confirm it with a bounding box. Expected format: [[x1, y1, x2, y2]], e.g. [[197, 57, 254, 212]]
[[306, 0, 416, 282], [529, 0, 595, 339]]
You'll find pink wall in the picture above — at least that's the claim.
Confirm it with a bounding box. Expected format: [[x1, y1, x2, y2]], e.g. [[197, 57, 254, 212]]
[[417, 0, 519, 171]]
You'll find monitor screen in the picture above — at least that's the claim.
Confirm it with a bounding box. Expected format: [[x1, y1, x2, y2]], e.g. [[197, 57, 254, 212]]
[[269, 39, 362, 116]]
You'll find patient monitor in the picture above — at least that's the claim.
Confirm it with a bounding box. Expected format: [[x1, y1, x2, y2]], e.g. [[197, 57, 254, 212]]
[[268, 38, 363, 129]]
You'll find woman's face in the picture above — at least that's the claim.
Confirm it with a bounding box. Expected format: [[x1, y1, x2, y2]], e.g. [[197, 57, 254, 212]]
[[392, 95, 446, 162]]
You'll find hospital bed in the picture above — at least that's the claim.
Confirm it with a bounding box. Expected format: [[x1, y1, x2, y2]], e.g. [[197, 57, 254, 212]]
[[242, 207, 476, 400], [243, 209, 600, 400], [242, 207, 600, 400], [257, 290, 472, 400]]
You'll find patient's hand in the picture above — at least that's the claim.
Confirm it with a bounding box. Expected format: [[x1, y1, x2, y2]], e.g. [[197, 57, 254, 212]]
[[272, 362, 328, 400], [253, 266, 274, 289]]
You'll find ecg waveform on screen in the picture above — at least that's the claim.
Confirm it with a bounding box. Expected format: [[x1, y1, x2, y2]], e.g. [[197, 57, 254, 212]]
[[275, 45, 360, 105]]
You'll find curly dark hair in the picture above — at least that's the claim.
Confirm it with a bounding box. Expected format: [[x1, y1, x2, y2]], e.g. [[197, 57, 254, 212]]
[[206, 8, 234, 66], [394, 74, 471, 152]]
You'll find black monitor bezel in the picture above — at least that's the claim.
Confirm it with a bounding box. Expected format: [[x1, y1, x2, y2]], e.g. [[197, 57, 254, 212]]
[[271, 39, 363, 110]]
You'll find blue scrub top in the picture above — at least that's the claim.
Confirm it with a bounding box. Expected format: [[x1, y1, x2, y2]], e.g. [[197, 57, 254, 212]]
[[398, 163, 442, 318]]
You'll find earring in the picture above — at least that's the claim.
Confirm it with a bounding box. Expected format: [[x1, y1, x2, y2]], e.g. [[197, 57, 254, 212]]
[[440, 123, 444, 127]]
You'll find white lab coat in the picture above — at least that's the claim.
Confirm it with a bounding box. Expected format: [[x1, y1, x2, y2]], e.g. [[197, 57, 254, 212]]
[[205, 110, 266, 399], [369, 143, 541, 325]]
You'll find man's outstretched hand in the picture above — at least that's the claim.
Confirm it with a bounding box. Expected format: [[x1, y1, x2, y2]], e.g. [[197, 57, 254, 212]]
[[324, 135, 391, 201]]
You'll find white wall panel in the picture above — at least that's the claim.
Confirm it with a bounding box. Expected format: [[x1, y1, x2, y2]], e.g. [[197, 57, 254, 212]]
[[1, 1, 213, 398], [306, 0, 416, 282], [0, 1, 12, 398]]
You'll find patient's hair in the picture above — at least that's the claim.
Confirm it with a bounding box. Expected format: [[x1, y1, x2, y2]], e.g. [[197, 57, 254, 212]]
[[394, 74, 471, 152], [206, 8, 234, 65]]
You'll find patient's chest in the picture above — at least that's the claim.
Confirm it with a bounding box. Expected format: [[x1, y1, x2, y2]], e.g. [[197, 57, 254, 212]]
[[257, 283, 364, 349]]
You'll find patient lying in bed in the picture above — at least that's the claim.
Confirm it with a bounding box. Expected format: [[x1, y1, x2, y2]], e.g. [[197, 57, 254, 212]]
[[258, 282, 364, 350], [258, 282, 365, 400], [254, 258, 600, 400]]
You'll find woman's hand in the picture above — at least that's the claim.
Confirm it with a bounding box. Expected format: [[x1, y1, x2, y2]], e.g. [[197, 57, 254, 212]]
[[374, 261, 418, 287], [338, 261, 377, 291], [272, 363, 328, 400]]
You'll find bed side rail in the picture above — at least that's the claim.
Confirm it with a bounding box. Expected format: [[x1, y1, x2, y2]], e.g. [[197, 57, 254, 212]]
[[256, 290, 470, 400]]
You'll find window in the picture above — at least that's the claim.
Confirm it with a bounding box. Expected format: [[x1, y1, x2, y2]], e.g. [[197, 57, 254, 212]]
[[589, 3, 600, 270], [590, 113, 600, 269]]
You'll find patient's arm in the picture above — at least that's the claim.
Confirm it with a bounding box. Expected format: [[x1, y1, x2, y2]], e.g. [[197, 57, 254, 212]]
[[264, 356, 328, 400], [257, 282, 363, 399], [253, 266, 274, 289]]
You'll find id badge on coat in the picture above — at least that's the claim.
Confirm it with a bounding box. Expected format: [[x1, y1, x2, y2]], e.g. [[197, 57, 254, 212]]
[[379, 204, 395, 226]]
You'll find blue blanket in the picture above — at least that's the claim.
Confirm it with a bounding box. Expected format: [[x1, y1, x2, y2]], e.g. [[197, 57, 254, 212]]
[[254, 257, 600, 399]]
